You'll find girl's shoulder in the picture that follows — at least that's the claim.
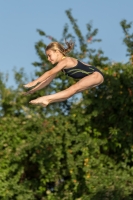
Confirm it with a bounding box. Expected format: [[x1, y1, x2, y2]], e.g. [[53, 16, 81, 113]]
[[64, 57, 78, 68]]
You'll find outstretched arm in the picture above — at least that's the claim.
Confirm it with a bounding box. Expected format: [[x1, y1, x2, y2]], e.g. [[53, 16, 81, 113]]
[[23, 73, 57, 95], [23, 59, 66, 88]]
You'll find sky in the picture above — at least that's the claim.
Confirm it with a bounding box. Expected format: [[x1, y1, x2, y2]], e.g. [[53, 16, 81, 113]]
[[0, 0, 133, 87]]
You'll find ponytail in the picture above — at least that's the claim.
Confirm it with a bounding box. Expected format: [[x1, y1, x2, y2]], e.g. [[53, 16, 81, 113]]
[[45, 40, 74, 56]]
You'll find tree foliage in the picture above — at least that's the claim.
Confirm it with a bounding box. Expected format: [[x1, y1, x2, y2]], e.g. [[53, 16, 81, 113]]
[[0, 10, 133, 200], [120, 19, 133, 64]]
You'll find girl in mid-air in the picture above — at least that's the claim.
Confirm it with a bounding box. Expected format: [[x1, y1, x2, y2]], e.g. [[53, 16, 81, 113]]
[[24, 41, 104, 107]]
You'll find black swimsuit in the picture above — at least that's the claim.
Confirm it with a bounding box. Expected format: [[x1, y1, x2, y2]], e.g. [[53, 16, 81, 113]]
[[63, 60, 103, 79]]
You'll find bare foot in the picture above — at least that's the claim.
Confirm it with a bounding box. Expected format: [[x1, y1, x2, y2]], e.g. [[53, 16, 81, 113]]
[[29, 97, 49, 107]]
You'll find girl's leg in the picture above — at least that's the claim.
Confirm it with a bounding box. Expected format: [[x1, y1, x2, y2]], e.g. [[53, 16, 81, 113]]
[[30, 72, 104, 106]]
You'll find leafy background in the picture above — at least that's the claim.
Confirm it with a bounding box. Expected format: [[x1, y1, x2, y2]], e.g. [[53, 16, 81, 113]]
[[0, 10, 133, 200]]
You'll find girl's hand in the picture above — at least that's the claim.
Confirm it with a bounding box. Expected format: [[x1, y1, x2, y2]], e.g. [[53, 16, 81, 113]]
[[23, 80, 39, 88]]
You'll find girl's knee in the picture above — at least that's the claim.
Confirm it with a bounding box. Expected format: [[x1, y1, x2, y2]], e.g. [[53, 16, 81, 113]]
[[93, 72, 104, 83]]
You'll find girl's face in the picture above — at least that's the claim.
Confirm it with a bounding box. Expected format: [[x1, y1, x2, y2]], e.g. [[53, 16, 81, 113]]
[[46, 49, 60, 64]]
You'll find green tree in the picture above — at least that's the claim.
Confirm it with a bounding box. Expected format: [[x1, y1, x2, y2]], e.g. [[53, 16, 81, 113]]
[[120, 19, 133, 64], [65, 9, 109, 67], [0, 9, 133, 200]]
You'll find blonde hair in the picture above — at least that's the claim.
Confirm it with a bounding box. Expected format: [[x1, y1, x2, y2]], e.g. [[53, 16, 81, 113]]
[[45, 40, 74, 56]]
